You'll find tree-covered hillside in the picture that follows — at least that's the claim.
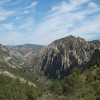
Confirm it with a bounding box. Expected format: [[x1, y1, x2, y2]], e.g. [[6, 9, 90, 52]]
[[41, 58, 100, 100], [0, 74, 41, 100]]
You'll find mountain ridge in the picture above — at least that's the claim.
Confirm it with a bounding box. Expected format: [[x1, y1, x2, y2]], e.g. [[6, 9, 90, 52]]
[[1, 35, 100, 80], [0, 35, 100, 100], [40, 35, 100, 79]]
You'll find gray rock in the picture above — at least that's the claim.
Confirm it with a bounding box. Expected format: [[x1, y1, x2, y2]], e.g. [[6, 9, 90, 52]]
[[40, 36, 100, 80]]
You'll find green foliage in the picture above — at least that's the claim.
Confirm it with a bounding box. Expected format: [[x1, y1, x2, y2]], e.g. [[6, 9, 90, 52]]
[[48, 64, 100, 100], [72, 67, 81, 75], [50, 73, 83, 95], [0, 74, 40, 100], [86, 71, 94, 84], [85, 94, 96, 100], [50, 80, 63, 95], [64, 73, 83, 93], [96, 58, 100, 67], [96, 69, 100, 80], [93, 81, 100, 100]]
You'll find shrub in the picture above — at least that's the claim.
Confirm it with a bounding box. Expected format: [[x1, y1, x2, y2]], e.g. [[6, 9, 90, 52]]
[[86, 71, 94, 84], [64, 73, 83, 93], [50, 80, 63, 95]]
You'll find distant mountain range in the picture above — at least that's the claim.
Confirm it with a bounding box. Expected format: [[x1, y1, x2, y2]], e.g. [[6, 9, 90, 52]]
[[0, 36, 100, 80], [6, 44, 43, 56]]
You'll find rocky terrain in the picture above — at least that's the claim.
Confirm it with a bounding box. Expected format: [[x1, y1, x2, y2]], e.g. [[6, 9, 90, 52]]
[[0, 35, 100, 100], [0, 44, 25, 68], [4, 44, 44, 79], [40, 35, 100, 79], [6, 44, 43, 59], [1, 36, 99, 80]]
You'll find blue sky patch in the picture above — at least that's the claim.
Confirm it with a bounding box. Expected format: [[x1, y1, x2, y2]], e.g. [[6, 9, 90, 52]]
[[0, 0, 100, 45]]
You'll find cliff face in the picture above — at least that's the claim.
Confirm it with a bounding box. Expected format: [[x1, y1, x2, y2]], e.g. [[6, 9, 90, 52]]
[[40, 36, 99, 79]]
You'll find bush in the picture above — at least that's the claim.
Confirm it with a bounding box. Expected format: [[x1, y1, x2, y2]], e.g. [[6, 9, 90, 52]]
[[93, 81, 100, 100], [86, 71, 94, 84], [0, 75, 39, 100], [96, 69, 100, 80], [72, 68, 81, 75], [50, 80, 63, 95], [64, 73, 83, 93], [96, 58, 100, 67]]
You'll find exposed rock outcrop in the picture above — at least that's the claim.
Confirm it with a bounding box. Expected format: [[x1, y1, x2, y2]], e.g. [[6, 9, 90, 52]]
[[40, 36, 100, 79]]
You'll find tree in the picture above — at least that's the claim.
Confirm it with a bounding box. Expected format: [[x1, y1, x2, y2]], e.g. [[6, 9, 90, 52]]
[[64, 73, 83, 93], [86, 71, 94, 84], [93, 81, 100, 100], [50, 80, 63, 95], [15, 78, 21, 85], [96, 58, 100, 67], [96, 69, 100, 80], [72, 67, 81, 75]]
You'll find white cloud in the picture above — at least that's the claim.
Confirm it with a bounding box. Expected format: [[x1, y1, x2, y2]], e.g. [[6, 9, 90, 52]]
[[30, 0, 100, 44], [51, 0, 90, 13], [0, 0, 37, 45], [0, 0, 37, 21], [0, 17, 35, 45], [0, 9, 14, 20], [26, 1, 37, 9], [0, 0, 100, 45], [19, 17, 35, 32], [22, 1, 38, 14], [88, 2, 99, 8]]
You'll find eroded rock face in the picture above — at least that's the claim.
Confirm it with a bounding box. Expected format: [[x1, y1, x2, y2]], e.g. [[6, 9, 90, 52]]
[[40, 36, 99, 79]]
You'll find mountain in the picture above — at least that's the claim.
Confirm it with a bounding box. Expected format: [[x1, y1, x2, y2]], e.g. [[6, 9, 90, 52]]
[[90, 40, 100, 48], [4, 36, 100, 80], [0, 36, 100, 100], [88, 48, 100, 68], [6, 44, 43, 52], [6, 44, 44, 68], [40, 35, 100, 79], [0, 44, 25, 68], [0, 43, 46, 100], [6, 44, 43, 57], [4, 44, 44, 81], [0, 44, 10, 61], [0, 43, 37, 87]]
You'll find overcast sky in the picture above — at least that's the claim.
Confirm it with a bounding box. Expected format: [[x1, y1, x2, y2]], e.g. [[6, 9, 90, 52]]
[[0, 0, 100, 45]]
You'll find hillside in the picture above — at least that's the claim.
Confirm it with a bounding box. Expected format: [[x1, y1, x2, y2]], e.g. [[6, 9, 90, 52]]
[[0, 44, 25, 68], [0, 74, 41, 100], [38, 59, 100, 100], [0, 35, 100, 100], [6, 44, 44, 69], [6, 44, 44, 57]]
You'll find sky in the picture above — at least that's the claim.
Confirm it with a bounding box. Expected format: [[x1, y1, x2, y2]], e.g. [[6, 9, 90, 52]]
[[0, 0, 100, 45]]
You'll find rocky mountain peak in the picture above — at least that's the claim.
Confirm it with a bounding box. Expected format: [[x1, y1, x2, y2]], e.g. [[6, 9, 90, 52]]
[[40, 36, 99, 80]]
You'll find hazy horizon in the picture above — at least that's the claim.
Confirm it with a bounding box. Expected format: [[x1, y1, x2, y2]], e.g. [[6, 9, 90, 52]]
[[1, 35, 100, 46]]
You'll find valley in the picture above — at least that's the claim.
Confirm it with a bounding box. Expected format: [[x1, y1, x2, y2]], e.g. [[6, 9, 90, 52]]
[[0, 36, 100, 100]]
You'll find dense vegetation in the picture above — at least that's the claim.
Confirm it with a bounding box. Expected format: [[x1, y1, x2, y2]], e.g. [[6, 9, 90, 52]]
[[0, 57, 100, 100], [0, 44, 100, 100], [48, 58, 100, 100], [0, 74, 41, 100]]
